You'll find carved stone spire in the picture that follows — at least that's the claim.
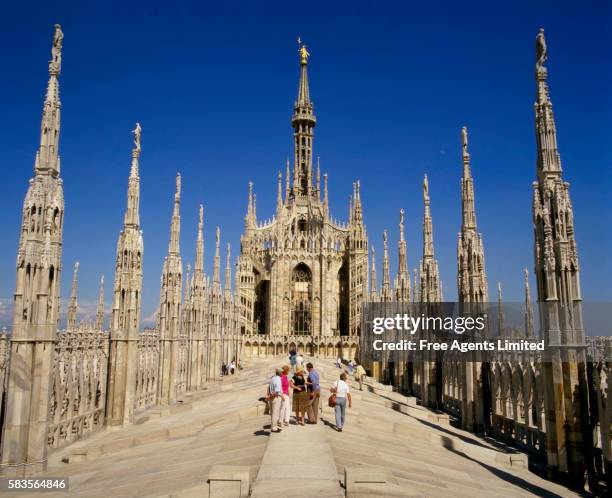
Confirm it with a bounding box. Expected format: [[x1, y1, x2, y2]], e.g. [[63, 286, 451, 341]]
[[532, 27, 581, 315], [67, 261, 79, 329], [157, 173, 183, 405], [316, 157, 321, 199], [531, 29, 587, 485], [323, 173, 329, 215], [194, 204, 205, 280], [95, 275, 105, 330], [457, 127, 488, 303], [419, 175, 442, 302], [169, 173, 181, 255], [292, 39, 316, 197], [534, 29, 562, 179], [497, 282, 505, 337], [523, 268, 534, 338], [224, 243, 232, 300], [460, 127, 477, 230], [125, 123, 142, 228], [350, 180, 364, 226], [213, 226, 221, 292], [381, 230, 392, 301], [370, 246, 378, 300], [36, 24, 63, 177], [285, 158, 291, 202], [245, 181, 255, 228], [2, 25, 66, 473], [106, 124, 144, 427], [276, 171, 283, 213], [396, 208, 410, 302]]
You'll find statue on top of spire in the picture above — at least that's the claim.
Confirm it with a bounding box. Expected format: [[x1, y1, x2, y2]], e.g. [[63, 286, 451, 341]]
[[132, 122, 142, 151], [50, 24, 63, 73], [461, 126, 469, 156], [423, 174, 429, 200], [297, 37, 310, 64], [536, 28, 547, 71]]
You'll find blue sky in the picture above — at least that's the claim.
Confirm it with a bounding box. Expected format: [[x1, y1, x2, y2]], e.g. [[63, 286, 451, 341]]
[[0, 1, 610, 328]]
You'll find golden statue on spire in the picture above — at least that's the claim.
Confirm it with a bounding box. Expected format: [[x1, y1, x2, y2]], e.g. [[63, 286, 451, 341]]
[[297, 37, 310, 64]]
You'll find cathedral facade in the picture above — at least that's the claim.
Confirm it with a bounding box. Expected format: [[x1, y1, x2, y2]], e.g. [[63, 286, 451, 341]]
[[237, 44, 368, 342]]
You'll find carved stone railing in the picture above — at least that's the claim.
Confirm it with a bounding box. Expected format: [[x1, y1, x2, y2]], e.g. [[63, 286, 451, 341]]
[[488, 355, 547, 456], [47, 325, 109, 449], [241, 334, 359, 359], [135, 328, 160, 409]]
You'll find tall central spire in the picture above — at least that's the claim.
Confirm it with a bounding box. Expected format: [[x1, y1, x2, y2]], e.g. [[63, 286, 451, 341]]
[[291, 39, 316, 197], [35, 24, 63, 177]]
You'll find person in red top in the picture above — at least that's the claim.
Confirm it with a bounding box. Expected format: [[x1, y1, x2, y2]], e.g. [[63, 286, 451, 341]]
[[279, 365, 291, 427]]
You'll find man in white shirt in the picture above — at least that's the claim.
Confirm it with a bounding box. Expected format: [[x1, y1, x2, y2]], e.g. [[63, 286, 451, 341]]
[[268, 368, 283, 433], [331, 373, 352, 432]]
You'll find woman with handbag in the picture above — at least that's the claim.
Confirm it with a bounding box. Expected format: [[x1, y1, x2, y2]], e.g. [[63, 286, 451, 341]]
[[330, 373, 352, 432]]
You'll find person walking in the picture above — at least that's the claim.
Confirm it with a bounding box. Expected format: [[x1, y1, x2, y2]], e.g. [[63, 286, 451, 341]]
[[280, 364, 291, 427], [268, 368, 283, 433], [354, 363, 366, 391], [330, 373, 352, 432], [305, 362, 320, 423], [336, 357, 342, 369], [289, 350, 297, 374], [291, 367, 308, 425]]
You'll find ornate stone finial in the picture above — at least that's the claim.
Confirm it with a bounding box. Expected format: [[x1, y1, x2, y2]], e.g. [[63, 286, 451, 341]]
[[399, 207, 404, 225], [297, 37, 310, 65], [216, 226, 220, 246], [199, 204, 204, 227], [423, 174, 429, 201], [536, 27, 547, 71], [50, 24, 63, 74], [383, 229, 388, 246], [132, 122, 142, 152]]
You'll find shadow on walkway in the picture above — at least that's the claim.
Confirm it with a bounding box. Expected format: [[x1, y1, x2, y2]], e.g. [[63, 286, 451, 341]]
[[443, 443, 573, 498]]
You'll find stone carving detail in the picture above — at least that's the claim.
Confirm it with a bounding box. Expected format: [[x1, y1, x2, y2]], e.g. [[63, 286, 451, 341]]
[[47, 324, 109, 449]]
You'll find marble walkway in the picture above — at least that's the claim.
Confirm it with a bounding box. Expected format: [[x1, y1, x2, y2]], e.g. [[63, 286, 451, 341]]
[[18, 357, 579, 497]]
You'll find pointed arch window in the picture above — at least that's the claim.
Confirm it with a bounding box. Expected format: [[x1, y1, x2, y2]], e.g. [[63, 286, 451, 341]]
[[291, 263, 312, 335]]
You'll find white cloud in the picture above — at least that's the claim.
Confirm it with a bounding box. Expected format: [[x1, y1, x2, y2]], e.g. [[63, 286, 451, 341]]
[[0, 298, 13, 330], [142, 306, 159, 328]]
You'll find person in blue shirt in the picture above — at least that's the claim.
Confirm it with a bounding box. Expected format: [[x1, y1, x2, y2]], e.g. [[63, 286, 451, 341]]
[[306, 362, 321, 424], [268, 368, 283, 433]]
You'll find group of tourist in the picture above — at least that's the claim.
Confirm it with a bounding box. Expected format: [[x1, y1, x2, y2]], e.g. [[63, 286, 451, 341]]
[[221, 358, 237, 376], [266, 358, 356, 433]]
